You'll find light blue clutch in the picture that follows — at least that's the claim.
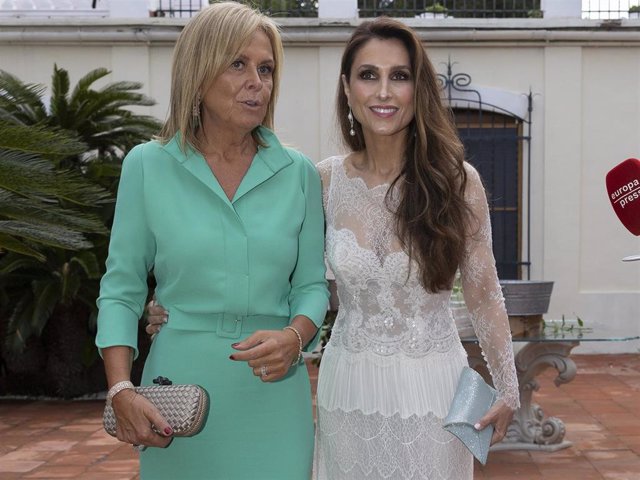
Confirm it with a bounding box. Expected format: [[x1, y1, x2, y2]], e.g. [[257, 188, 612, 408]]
[[443, 366, 497, 465]]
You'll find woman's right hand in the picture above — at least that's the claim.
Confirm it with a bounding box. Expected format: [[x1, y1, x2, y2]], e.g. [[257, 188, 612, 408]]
[[145, 298, 168, 337], [111, 388, 173, 448]]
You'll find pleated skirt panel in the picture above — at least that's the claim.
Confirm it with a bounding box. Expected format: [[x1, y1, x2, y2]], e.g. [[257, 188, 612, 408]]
[[138, 316, 315, 480], [313, 344, 473, 480]]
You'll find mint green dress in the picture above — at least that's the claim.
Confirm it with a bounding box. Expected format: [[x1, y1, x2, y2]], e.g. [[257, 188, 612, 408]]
[[96, 127, 329, 480]]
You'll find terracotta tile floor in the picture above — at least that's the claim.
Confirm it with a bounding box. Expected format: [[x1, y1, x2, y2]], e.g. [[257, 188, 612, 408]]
[[0, 354, 639, 479]]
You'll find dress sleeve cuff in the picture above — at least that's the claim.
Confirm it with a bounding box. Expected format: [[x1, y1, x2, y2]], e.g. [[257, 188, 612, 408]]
[[95, 302, 141, 359]]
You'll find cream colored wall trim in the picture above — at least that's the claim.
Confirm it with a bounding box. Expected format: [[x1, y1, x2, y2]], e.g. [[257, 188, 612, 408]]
[[2, 19, 640, 46]]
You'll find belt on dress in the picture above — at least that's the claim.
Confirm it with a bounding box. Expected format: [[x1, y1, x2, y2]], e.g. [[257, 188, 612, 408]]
[[163, 310, 289, 339]]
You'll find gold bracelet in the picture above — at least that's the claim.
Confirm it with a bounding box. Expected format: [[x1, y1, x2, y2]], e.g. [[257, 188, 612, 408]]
[[106, 380, 135, 407], [283, 326, 303, 366]]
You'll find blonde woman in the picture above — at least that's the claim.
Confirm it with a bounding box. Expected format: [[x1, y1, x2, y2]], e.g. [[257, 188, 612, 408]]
[[95, 3, 328, 479]]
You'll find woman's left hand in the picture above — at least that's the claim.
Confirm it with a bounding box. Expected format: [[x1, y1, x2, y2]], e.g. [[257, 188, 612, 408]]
[[474, 399, 514, 445], [145, 299, 168, 338], [230, 329, 300, 382]]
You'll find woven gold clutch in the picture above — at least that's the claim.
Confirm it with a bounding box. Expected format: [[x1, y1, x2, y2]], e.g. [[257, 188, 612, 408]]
[[103, 382, 209, 437]]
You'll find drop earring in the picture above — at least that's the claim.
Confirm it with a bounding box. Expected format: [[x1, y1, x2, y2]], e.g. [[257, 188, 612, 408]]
[[193, 92, 201, 125], [347, 108, 356, 137]]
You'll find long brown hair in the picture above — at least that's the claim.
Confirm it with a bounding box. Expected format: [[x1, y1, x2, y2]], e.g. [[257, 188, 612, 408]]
[[337, 17, 471, 293]]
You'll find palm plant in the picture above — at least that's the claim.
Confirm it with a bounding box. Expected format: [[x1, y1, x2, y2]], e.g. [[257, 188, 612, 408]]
[[0, 65, 161, 188], [0, 66, 160, 397], [0, 121, 110, 259], [0, 120, 113, 397]]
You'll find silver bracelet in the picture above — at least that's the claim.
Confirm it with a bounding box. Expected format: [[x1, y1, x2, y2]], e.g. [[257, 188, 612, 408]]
[[106, 380, 135, 407], [283, 326, 303, 366]]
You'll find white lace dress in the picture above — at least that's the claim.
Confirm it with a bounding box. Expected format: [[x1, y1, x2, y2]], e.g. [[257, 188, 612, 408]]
[[313, 155, 520, 480]]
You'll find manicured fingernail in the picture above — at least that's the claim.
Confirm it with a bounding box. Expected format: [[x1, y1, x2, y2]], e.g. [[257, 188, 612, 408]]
[[229, 355, 236, 360], [231, 343, 240, 348], [164, 427, 173, 435], [162, 317, 168, 323], [474, 423, 481, 430]]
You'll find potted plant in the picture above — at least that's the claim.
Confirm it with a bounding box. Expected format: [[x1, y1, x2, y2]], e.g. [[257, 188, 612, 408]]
[[527, 9, 543, 18], [499, 280, 554, 337], [629, 5, 640, 19], [418, 2, 448, 19]]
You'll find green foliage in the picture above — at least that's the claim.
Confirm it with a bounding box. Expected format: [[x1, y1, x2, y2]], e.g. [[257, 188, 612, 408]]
[[0, 249, 102, 353], [630, 5, 640, 13], [425, 2, 447, 14], [542, 315, 591, 338], [0, 65, 161, 183], [0, 125, 110, 355], [0, 121, 110, 259], [0, 65, 160, 366]]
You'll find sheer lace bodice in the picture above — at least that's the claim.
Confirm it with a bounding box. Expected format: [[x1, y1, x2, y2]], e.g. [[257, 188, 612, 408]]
[[314, 155, 520, 479], [317, 155, 519, 410]]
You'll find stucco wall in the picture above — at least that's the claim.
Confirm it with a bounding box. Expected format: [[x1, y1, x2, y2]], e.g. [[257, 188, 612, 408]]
[[1, 18, 638, 353]]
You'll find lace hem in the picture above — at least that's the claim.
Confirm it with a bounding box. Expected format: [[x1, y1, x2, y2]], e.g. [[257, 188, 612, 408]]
[[313, 407, 473, 480]]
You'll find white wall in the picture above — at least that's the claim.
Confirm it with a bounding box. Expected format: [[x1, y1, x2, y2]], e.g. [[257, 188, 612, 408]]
[[0, 18, 638, 353]]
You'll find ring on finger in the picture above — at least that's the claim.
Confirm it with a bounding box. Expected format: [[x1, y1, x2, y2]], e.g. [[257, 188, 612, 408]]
[[132, 444, 147, 452], [260, 365, 268, 377]]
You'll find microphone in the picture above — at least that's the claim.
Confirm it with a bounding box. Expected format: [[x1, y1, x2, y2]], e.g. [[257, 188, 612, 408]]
[[606, 158, 640, 261]]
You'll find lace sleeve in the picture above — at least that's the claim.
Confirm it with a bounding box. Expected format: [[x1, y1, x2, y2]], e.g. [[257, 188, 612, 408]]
[[460, 164, 520, 410]]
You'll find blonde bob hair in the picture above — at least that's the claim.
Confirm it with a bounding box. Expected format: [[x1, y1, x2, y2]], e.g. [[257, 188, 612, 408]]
[[158, 1, 283, 151]]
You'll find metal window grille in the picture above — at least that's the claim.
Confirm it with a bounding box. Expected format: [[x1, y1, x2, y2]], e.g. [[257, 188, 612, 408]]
[[582, 0, 640, 19], [358, 0, 541, 18], [152, 1, 319, 18], [152, 0, 205, 18], [151, 0, 554, 19]]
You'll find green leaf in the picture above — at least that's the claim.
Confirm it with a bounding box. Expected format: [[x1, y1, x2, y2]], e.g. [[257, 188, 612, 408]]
[[0, 190, 108, 234], [30, 279, 61, 335], [0, 121, 86, 159], [0, 232, 45, 260], [5, 291, 36, 352], [0, 253, 44, 274], [0, 70, 48, 124], [0, 221, 93, 250], [49, 64, 70, 126], [0, 148, 113, 208], [69, 67, 111, 107], [69, 250, 101, 279], [59, 266, 82, 305]]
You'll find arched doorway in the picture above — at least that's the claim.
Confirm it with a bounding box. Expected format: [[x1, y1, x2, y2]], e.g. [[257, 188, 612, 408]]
[[439, 62, 533, 279]]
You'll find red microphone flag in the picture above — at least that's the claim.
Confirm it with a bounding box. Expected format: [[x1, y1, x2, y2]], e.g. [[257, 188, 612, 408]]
[[606, 158, 640, 236]]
